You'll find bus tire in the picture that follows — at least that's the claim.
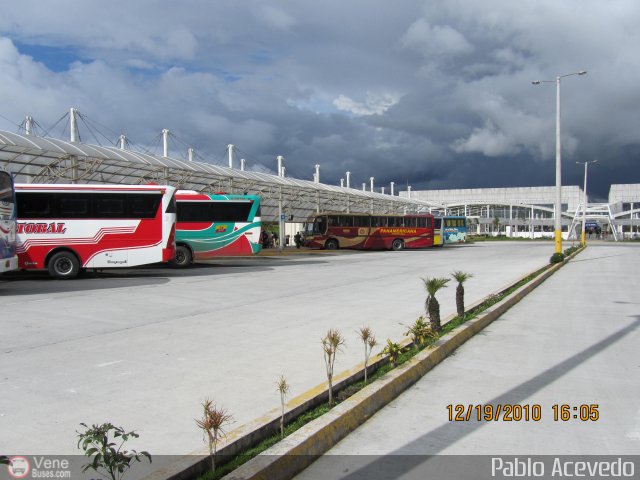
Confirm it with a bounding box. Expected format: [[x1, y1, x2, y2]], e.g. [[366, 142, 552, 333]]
[[171, 245, 192, 267], [325, 239, 339, 250], [48, 251, 80, 279], [391, 239, 404, 251]]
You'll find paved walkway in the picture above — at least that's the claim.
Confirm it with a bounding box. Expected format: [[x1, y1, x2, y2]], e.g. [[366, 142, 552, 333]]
[[296, 243, 640, 479]]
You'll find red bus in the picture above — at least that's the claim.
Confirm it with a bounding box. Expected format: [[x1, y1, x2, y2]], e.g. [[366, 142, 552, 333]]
[[15, 183, 177, 279], [304, 212, 435, 250]]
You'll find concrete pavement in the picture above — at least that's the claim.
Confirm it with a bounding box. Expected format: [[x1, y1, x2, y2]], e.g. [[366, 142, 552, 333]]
[[0, 242, 551, 456], [295, 243, 640, 479]]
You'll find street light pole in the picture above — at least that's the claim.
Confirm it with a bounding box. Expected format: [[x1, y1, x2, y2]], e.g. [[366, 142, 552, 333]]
[[533, 70, 587, 255], [577, 160, 597, 246], [554, 75, 562, 254]]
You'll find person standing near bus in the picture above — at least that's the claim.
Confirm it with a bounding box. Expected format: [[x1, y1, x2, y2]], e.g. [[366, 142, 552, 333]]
[[294, 231, 302, 249]]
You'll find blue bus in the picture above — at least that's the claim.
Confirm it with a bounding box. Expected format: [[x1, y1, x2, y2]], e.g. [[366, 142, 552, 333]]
[[0, 168, 18, 273], [442, 216, 468, 244]]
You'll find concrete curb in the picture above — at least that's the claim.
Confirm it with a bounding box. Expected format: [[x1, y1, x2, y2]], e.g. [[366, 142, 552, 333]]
[[146, 247, 583, 480]]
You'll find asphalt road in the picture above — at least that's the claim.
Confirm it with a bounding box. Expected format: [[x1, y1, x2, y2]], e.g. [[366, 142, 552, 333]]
[[1, 242, 553, 455]]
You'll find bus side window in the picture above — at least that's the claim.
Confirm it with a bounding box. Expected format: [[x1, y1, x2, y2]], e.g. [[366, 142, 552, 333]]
[[340, 216, 354, 227], [372, 216, 385, 227], [353, 216, 368, 227], [59, 195, 89, 218], [211, 202, 253, 222], [16, 193, 52, 219], [95, 195, 125, 217], [131, 195, 162, 218]]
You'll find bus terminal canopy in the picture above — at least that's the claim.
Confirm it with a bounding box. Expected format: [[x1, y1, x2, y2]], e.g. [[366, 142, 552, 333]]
[[0, 130, 442, 223]]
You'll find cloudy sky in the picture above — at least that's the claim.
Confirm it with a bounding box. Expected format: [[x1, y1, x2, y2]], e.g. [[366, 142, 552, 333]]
[[1, 0, 638, 200]]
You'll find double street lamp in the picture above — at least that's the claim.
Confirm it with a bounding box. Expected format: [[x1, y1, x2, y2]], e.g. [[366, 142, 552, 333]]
[[577, 160, 597, 246], [532, 70, 587, 254]]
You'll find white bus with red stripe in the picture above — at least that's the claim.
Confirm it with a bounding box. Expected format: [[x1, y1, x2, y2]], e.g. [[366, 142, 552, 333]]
[[15, 183, 177, 279]]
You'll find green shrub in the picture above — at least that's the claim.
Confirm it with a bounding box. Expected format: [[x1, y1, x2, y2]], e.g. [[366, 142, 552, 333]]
[[402, 316, 434, 349], [563, 245, 581, 256], [77, 423, 151, 480], [549, 252, 565, 264], [381, 339, 402, 366]]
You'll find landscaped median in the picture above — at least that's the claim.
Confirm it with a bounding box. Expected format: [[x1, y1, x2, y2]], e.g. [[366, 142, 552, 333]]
[[144, 247, 584, 480]]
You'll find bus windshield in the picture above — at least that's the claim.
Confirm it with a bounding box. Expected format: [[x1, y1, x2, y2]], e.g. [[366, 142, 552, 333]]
[[0, 172, 15, 220], [311, 216, 327, 235], [0, 170, 18, 274]]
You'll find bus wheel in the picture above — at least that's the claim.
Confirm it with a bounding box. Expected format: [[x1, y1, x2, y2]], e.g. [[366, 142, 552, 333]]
[[48, 251, 80, 279], [392, 239, 404, 251], [171, 245, 192, 267], [325, 239, 339, 250]]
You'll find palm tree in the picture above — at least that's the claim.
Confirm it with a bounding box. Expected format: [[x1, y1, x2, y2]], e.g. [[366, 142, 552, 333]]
[[358, 326, 377, 384], [195, 399, 232, 474], [322, 329, 345, 406], [276, 375, 290, 439], [493, 216, 501, 236], [422, 277, 450, 332], [451, 271, 473, 319]]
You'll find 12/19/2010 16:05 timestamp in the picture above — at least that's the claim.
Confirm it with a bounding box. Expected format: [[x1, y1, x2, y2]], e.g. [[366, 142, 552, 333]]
[[446, 404, 600, 422]]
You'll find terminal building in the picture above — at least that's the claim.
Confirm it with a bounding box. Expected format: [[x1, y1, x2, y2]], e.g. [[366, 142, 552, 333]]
[[401, 185, 640, 241], [1, 114, 638, 242]]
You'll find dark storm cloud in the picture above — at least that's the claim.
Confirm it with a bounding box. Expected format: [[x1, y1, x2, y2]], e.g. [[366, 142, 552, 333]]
[[0, 0, 638, 199]]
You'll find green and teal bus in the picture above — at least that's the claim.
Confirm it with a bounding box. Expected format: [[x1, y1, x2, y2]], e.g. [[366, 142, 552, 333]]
[[171, 190, 262, 267]]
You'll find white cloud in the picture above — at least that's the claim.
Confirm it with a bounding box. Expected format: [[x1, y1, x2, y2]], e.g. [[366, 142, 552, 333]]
[[452, 122, 517, 157], [0, 1, 638, 196], [258, 6, 297, 30], [333, 92, 400, 116], [400, 18, 473, 56]]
